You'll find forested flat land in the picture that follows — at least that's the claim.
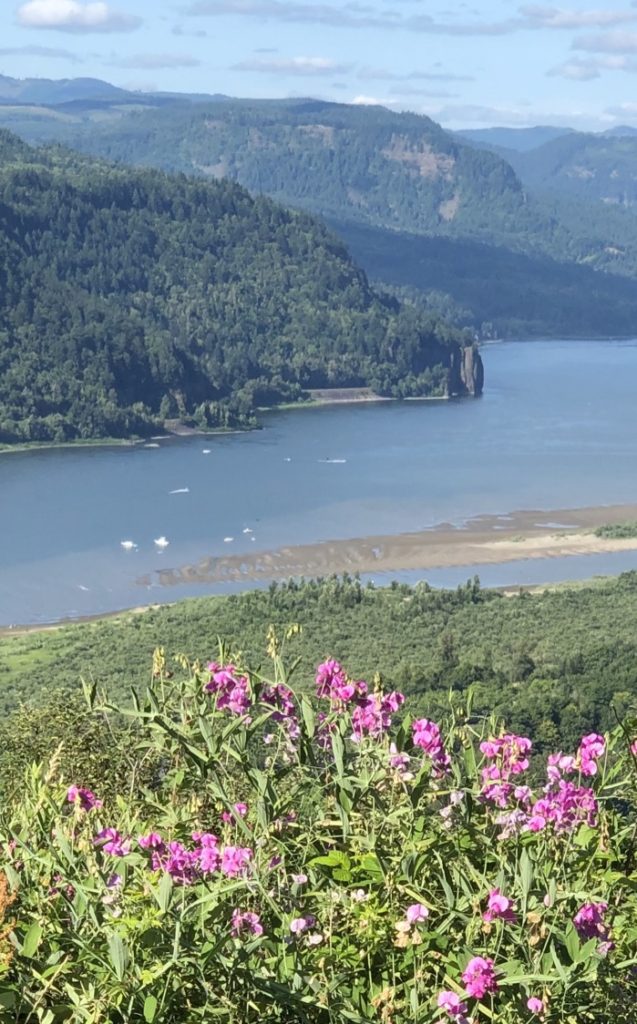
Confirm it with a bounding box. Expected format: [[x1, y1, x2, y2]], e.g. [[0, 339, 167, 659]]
[[0, 129, 473, 445], [2, 573, 637, 762]]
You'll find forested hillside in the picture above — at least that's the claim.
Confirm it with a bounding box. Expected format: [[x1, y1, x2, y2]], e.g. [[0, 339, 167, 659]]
[[9, 92, 637, 338], [0, 130, 476, 445]]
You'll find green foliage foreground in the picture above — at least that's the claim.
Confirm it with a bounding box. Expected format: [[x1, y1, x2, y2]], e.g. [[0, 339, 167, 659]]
[[1, 643, 637, 1022]]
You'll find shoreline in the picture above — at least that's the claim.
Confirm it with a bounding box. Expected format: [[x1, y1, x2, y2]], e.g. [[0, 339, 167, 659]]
[[137, 504, 637, 591], [4, 503, 637, 635]]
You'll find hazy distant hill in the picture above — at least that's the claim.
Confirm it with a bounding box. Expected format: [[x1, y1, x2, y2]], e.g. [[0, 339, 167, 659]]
[[507, 132, 637, 207], [456, 125, 573, 153], [0, 129, 477, 445], [2, 80, 637, 338]]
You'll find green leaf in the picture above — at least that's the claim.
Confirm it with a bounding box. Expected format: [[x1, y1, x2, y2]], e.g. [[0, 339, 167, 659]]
[[144, 995, 158, 1022], [108, 933, 128, 982], [21, 922, 42, 959], [519, 848, 533, 901], [155, 871, 173, 914]]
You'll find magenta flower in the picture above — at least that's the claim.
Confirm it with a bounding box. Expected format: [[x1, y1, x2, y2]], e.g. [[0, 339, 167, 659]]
[[196, 833, 221, 874], [139, 832, 164, 850], [573, 901, 609, 940], [577, 733, 606, 776], [221, 845, 252, 878], [290, 914, 316, 934], [67, 785, 102, 812], [351, 690, 404, 742], [412, 718, 451, 773], [405, 903, 429, 924], [231, 909, 263, 939], [527, 996, 544, 1014], [461, 956, 498, 999], [631, 739, 637, 757], [291, 872, 308, 885], [93, 828, 131, 858], [437, 991, 469, 1018], [482, 888, 517, 924], [205, 663, 251, 717], [221, 802, 248, 824]]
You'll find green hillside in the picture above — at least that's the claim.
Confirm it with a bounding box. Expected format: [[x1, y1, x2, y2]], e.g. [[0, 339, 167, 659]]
[[508, 132, 637, 207], [7, 93, 637, 337], [0, 130, 477, 445]]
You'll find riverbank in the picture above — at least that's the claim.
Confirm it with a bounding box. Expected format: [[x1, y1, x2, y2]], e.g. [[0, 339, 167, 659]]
[[136, 503, 637, 591]]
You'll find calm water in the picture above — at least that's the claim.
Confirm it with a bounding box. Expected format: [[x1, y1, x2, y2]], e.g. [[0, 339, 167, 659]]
[[3, 339, 637, 625]]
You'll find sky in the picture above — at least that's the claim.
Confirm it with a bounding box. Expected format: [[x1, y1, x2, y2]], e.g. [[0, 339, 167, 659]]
[[2, 0, 637, 129]]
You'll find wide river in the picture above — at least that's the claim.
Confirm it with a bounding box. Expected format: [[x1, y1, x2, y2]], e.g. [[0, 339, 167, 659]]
[[3, 339, 637, 626]]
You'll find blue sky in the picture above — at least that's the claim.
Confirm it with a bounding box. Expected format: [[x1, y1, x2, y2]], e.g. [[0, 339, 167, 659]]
[[2, 0, 637, 129]]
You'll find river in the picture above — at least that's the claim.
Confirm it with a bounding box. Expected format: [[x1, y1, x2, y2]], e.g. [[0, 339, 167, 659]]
[[3, 338, 637, 625]]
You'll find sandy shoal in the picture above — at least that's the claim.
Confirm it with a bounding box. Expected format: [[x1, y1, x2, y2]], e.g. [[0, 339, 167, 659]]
[[140, 503, 637, 589]]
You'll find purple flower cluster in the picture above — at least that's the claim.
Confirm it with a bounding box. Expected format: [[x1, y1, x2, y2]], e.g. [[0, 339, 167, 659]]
[[574, 901, 611, 947], [205, 663, 251, 717], [136, 831, 253, 885], [412, 719, 451, 774], [462, 955, 498, 998], [314, 660, 404, 742], [482, 888, 516, 924], [67, 785, 102, 812], [93, 828, 131, 858], [261, 682, 300, 741], [480, 733, 532, 806], [231, 909, 263, 939]]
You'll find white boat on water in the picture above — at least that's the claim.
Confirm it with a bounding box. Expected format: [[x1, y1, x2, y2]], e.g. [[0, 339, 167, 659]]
[[224, 536, 234, 543], [169, 487, 190, 494], [120, 540, 137, 550], [154, 536, 169, 549]]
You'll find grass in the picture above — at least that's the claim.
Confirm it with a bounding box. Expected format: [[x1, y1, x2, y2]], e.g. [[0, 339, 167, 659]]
[[594, 521, 637, 539]]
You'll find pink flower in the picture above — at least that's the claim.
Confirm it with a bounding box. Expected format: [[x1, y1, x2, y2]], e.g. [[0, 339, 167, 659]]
[[290, 915, 315, 934], [631, 739, 637, 757], [482, 888, 517, 924], [412, 718, 451, 773], [292, 873, 308, 885], [573, 901, 608, 941], [67, 786, 102, 812], [437, 991, 469, 1018], [405, 903, 429, 924], [221, 845, 252, 878], [461, 956, 498, 999], [196, 833, 221, 874], [205, 663, 251, 717], [221, 803, 248, 824], [351, 691, 404, 742], [139, 832, 164, 850], [577, 733, 606, 776], [527, 996, 544, 1014], [93, 828, 131, 858], [231, 909, 263, 938]]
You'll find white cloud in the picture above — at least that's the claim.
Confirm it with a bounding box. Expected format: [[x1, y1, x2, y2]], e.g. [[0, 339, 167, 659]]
[[549, 53, 637, 77], [521, 5, 637, 29], [573, 29, 637, 51], [350, 94, 395, 105], [109, 53, 202, 69], [233, 55, 353, 75], [16, 0, 141, 32], [0, 43, 82, 60], [358, 66, 474, 82]]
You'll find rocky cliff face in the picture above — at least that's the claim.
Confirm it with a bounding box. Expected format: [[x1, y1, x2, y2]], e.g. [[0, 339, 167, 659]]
[[447, 344, 484, 397]]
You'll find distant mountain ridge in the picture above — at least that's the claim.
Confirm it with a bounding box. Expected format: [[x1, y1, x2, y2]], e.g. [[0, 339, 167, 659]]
[[0, 129, 478, 445], [2, 76, 637, 338]]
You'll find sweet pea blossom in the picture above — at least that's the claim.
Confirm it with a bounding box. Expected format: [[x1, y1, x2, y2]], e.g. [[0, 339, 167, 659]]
[[221, 845, 252, 878], [231, 909, 263, 938], [437, 991, 469, 1019], [577, 733, 606, 776], [351, 690, 404, 742], [482, 888, 517, 924], [461, 956, 498, 999], [205, 663, 251, 717], [290, 915, 315, 934], [67, 785, 102, 812], [527, 996, 544, 1014], [573, 901, 609, 940], [405, 903, 429, 924], [221, 803, 248, 824], [631, 739, 637, 757], [93, 828, 131, 858], [412, 718, 451, 773]]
